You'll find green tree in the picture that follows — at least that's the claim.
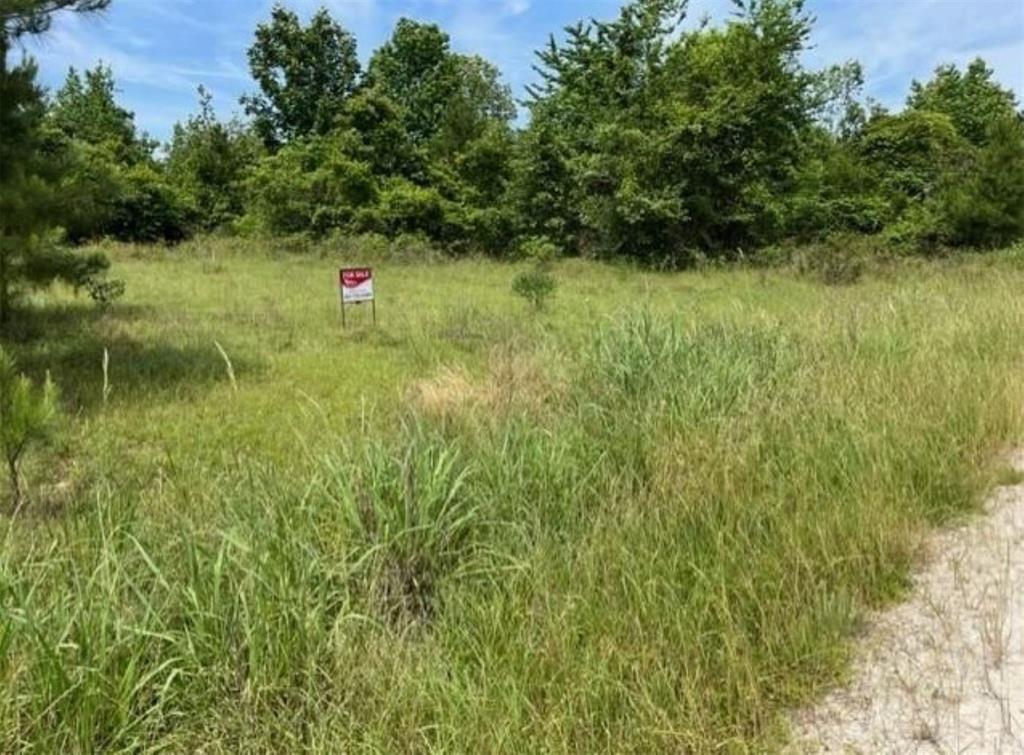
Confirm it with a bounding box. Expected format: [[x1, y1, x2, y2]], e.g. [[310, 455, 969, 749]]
[[856, 110, 965, 202], [520, 0, 817, 262], [334, 89, 425, 180], [0, 0, 110, 328], [367, 20, 515, 154], [48, 63, 153, 163], [167, 86, 262, 230], [940, 117, 1024, 247], [508, 121, 577, 248], [366, 19, 455, 147], [908, 59, 1019, 146], [41, 62, 191, 243], [433, 55, 515, 158], [242, 4, 360, 147]]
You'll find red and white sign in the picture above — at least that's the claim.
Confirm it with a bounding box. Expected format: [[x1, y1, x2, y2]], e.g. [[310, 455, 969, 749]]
[[340, 267, 374, 303]]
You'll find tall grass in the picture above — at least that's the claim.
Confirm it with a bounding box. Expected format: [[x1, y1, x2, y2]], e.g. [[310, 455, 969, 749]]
[[2, 254, 1023, 751]]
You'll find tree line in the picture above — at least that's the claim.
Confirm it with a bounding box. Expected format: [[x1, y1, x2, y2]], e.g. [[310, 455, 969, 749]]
[[2, 0, 1023, 321]]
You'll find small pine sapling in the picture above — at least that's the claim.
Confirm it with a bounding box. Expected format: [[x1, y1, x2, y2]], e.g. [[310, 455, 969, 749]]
[[0, 348, 60, 512]]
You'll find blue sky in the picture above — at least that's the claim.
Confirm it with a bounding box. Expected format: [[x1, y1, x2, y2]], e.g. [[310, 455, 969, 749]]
[[19, 0, 1024, 142]]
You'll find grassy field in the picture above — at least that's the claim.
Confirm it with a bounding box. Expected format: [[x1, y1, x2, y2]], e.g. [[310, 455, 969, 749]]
[[2, 238, 1024, 752]]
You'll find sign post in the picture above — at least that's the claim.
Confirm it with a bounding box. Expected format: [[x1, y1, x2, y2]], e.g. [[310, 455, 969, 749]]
[[339, 267, 375, 328]]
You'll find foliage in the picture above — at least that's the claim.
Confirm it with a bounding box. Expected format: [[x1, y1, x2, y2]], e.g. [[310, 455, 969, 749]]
[[0, 346, 59, 509], [40, 64, 193, 244], [106, 163, 192, 243], [794, 233, 868, 285], [512, 237, 559, 310], [241, 4, 360, 147], [856, 110, 965, 201], [939, 117, 1024, 248], [83, 273, 124, 310], [517, 234, 560, 265], [335, 89, 423, 179], [512, 267, 556, 311], [1, 8, 112, 328], [48, 63, 154, 164], [244, 132, 377, 236], [375, 179, 450, 240], [785, 133, 890, 239], [1, 0, 109, 40], [520, 0, 819, 263], [507, 121, 577, 249], [907, 58, 1019, 147], [9, 0, 1024, 263], [166, 87, 262, 231]]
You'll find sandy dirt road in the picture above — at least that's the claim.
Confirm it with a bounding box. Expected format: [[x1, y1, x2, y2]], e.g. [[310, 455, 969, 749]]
[[789, 451, 1024, 754]]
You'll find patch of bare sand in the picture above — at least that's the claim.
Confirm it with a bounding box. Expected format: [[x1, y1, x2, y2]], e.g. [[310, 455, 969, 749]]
[[789, 450, 1024, 754]]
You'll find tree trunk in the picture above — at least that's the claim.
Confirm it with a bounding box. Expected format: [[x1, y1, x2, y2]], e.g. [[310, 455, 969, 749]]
[[0, 36, 9, 333]]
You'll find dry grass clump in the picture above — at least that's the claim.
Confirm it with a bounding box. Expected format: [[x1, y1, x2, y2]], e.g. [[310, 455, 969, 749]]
[[407, 342, 565, 423]]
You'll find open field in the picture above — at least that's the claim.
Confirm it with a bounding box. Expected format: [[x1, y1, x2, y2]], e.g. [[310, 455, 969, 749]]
[[2, 239, 1024, 751]]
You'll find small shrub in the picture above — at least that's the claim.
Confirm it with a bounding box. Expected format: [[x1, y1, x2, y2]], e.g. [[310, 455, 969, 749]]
[[512, 268, 557, 311], [512, 235, 560, 310], [0, 348, 60, 511], [84, 276, 126, 310]]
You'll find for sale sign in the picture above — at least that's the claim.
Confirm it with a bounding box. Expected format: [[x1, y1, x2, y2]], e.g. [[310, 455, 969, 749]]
[[340, 268, 374, 304]]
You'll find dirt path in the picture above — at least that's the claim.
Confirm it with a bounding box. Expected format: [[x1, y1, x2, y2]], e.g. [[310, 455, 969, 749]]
[[789, 451, 1024, 754]]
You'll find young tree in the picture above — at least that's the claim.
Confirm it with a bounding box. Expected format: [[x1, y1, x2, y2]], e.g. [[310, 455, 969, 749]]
[[241, 4, 360, 147], [0, 346, 59, 511], [0, 0, 110, 328]]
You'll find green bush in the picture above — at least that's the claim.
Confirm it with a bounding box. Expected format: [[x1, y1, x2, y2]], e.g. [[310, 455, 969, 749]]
[[244, 134, 378, 237], [512, 267, 557, 311], [84, 276, 126, 311], [377, 180, 450, 240], [462, 205, 517, 255], [108, 164, 193, 243]]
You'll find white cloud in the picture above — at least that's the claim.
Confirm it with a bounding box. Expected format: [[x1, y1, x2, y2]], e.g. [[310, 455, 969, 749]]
[[804, 0, 1023, 107]]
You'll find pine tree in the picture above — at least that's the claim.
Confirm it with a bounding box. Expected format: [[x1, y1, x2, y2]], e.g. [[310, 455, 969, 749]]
[[0, 0, 111, 329]]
